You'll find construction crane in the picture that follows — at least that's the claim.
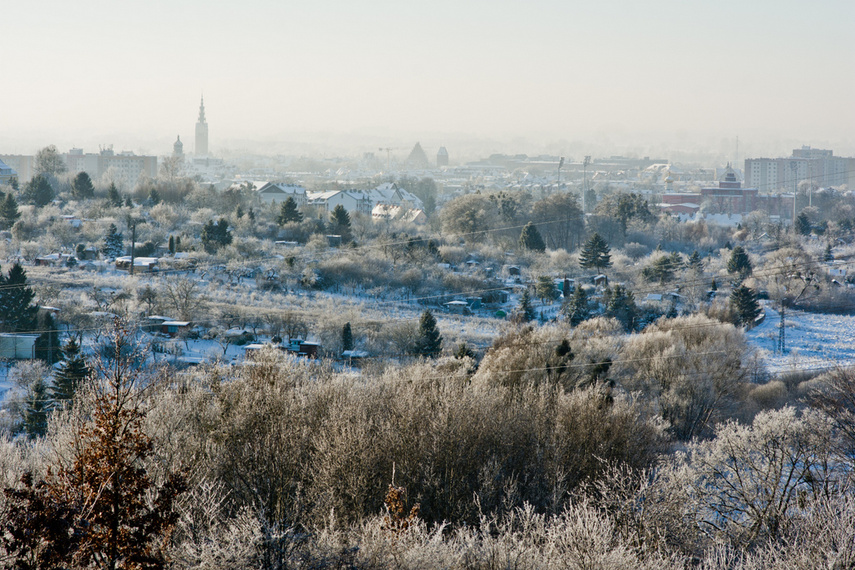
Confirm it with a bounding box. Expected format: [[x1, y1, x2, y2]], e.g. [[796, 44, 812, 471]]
[[378, 147, 405, 172]]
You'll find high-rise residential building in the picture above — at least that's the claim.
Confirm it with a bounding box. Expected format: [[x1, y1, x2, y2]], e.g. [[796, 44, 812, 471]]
[[745, 146, 854, 191], [0, 158, 16, 185], [0, 155, 34, 181], [64, 146, 157, 187], [195, 96, 208, 156]]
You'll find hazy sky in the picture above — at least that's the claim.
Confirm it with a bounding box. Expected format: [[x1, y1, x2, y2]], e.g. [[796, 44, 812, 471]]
[[2, 0, 853, 158]]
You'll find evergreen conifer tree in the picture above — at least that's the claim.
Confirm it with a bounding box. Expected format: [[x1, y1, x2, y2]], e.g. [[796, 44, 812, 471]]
[[201, 218, 233, 252], [277, 197, 303, 225], [726, 245, 752, 279], [34, 312, 60, 364], [22, 376, 50, 438], [535, 275, 557, 304], [341, 322, 354, 352], [687, 250, 703, 272], [0, 192, 20, 230], [414, 310, 442, 357], [824, 244, 834, 262], [731, 284, 761, 326], [24, 175, 54, 207], [605, 284, 637, 331], [168, 235, 175, 255], [0, 263, 38, 333], [72, 171, 95, 199], [106, 182, 123, 207], [330, 204, 352, 241], [102, 223, 124, 258], [517, 289, 535, 322], [579, 233, 612, 272], [519, 221, 546, 252], [795, 212, 811, 236], [563, 285, 590, 326], [52, 337, 90, 407]]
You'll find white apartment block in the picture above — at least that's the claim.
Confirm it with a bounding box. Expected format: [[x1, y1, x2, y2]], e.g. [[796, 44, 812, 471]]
[[745, 146, 855, 191]]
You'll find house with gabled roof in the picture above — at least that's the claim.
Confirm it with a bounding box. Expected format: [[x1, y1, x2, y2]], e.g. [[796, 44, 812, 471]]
[[257, 182, 307, 206], [306, 190, 371, 215]]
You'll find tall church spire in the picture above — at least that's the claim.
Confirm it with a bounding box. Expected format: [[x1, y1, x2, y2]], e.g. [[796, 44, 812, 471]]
[[195, 94, 209, 156]]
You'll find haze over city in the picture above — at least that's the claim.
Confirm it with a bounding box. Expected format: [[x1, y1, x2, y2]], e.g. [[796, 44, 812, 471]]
[[2, 0, 852, 159]]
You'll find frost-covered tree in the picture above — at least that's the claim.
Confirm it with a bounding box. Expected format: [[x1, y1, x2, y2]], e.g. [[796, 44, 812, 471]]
[[102, 223, 124, 259], [414, 310, 442, 358], [34, 144, 67, 177]]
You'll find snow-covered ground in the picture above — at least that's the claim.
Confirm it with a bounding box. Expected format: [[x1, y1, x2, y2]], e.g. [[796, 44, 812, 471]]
[[746, 301, 855, 375]]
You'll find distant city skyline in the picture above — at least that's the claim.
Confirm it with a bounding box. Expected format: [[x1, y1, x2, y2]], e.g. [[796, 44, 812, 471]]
[[1, 0, 852, 160]]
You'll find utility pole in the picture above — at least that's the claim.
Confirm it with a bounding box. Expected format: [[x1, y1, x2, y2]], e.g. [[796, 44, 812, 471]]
[[582, 155, 591, 212], [791, 160, 799, 229], [778, 303, 785, 354], [378, 147, 393, 172], [127, 217, 146, 276]]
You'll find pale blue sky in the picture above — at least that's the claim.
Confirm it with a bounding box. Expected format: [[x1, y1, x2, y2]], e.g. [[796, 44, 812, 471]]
[[2, 0, 853, 156]]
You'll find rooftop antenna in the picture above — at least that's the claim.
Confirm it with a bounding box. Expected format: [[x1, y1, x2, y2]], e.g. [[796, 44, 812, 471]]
[[735, 135, 739, 173]]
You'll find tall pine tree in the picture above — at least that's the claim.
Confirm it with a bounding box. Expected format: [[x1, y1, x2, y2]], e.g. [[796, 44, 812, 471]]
[[731, 284, 761, 326], [0, 192, 20, 230], [517, 289, 535, 322], [277, 197, 303, 225], [52, 337, 90, 407], [579, 233, 612, 272], [330, 204, 352, 242], [72, 171, 95, 199], [414, 310, 442, 357], [102, 223, 124, 259], [563, 285, 590, 326], [106, 182, 123, 207], [726, 245, 752, 279], [0, 263, 38, 333]]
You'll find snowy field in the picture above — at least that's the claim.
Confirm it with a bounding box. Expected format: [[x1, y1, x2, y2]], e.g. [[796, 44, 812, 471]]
[[746, 301, 855, 375]]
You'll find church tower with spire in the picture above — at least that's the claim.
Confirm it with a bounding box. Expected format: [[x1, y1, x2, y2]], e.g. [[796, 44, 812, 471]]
[[195, 95, 208, 156]]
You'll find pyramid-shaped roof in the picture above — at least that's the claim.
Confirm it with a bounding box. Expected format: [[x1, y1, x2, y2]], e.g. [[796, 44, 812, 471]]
[[407, 142, 430, 168]]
